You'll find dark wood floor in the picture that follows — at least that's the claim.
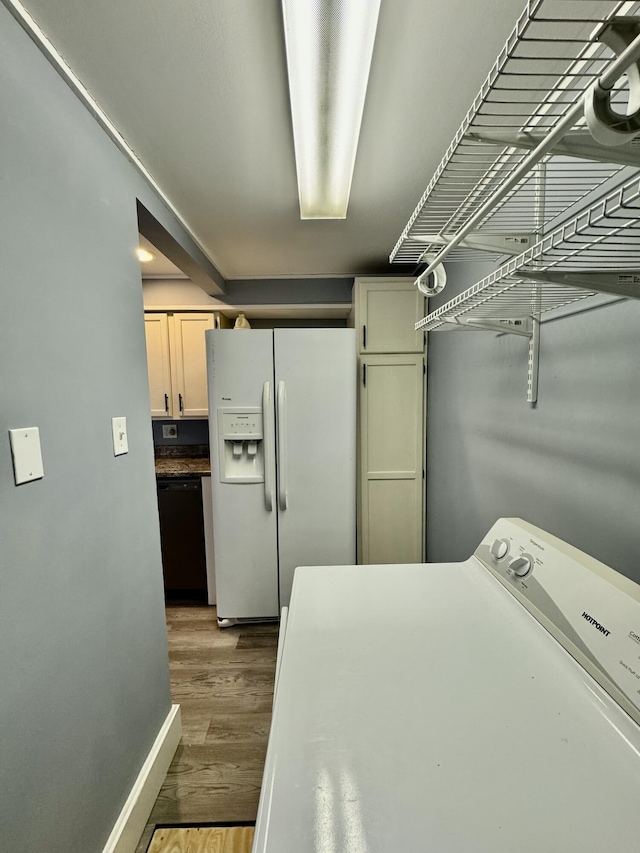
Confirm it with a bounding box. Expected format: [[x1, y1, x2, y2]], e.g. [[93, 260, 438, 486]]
[[136, 606, 279, 853]]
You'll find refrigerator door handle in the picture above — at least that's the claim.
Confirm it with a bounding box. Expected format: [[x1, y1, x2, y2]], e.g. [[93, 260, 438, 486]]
[[263, 380, 275, 512], [277, 380, 288, 510]]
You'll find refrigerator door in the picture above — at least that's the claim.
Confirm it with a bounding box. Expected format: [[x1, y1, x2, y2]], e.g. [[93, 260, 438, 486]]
[[206, 330, 279, 619], [274, 329, 357, 607]]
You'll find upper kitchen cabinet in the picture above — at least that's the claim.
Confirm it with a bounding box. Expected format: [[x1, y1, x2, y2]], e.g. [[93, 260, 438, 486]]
[[144, 313, 174, 417], [354, 278, 425, 354], [144, 312, 214, 418], [169, 313, 214, 417]]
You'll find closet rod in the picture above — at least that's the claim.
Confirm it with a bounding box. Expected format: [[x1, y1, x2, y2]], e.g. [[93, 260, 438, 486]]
[[414, 26, 640, 291]]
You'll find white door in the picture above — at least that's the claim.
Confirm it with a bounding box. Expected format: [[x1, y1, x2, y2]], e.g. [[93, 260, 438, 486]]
[[360, 354, 424, 564], [206, 330, 279, 619], [274, 329, 357, 607]]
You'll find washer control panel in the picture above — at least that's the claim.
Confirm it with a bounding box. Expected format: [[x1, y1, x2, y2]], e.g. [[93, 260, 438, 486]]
[[509, 553, 533, 578], [490, 538, 510, 561], [475, 518, 640, 726]]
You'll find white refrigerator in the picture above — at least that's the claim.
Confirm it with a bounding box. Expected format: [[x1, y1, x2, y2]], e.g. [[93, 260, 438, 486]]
[[205, 328, 356, 624]]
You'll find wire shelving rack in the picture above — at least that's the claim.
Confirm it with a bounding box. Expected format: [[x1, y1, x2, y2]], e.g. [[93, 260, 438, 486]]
[[418, 172, 640, 332], [391, 0, 640, 267], [390, 0, 640, 401]]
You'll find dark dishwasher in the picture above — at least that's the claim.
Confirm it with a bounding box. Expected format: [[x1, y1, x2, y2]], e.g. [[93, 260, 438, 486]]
[[157, 477, 207, 602]]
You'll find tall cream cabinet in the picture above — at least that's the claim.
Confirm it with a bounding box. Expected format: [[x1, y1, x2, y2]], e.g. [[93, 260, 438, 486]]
[[351, 278, 426, 564], [144, 312, 218, 418]]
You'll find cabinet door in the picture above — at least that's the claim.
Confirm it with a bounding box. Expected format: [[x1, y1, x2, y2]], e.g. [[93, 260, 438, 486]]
[[144, 313, 173, 417], [357, 279, 425, 354], [359, 354, 424, 564], [170, 313, 215, 417]]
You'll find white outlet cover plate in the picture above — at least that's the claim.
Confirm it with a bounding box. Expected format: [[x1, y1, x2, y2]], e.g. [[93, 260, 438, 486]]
[[9, 427, 44, 484], [112, 416, 129, 456]]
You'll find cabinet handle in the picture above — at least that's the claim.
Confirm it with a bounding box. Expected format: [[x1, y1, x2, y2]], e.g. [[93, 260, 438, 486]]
[[164, 394, 169, 412], [362, 324, 367, 348], [362, 364, 367, 387], [179, 393, 184, 412]]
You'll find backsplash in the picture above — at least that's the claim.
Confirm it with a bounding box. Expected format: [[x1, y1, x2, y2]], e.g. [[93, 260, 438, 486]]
[[152, 419, 210, 447]]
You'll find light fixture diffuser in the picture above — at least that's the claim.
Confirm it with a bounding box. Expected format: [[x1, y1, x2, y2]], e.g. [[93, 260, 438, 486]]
[[282, 0, 382, 219], [136, 248, 154, 263]]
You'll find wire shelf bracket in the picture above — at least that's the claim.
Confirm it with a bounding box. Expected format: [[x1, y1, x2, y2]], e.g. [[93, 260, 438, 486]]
[[443, 315, 540, 403], [521, 269, 640, 296], [409, 231, 536, 257], [466, 130, 640, 169], [444, 316, 534, 336]]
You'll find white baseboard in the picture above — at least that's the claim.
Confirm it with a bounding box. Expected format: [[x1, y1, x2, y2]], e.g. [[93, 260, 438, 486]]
[[102, 704, 182, 853]]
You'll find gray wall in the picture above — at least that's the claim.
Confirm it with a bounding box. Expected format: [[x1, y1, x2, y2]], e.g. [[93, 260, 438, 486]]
[[426, 260, 640, 584], [0, 6, 184, 851], [153, 419, 210, 447], [222, 278, 354, 305]]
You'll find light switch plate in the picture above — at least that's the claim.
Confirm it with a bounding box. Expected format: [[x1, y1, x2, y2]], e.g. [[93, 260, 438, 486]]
[[112, 416, 129, 456], [9, 427, 44, 484]]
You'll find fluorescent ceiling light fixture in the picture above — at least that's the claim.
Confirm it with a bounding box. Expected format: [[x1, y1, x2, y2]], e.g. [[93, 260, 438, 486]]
[[282, 0, 382, 219], [136, 248, 155, 263]]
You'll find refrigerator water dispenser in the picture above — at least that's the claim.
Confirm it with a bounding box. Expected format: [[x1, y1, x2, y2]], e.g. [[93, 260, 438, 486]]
[[217, 408, 265, 483]]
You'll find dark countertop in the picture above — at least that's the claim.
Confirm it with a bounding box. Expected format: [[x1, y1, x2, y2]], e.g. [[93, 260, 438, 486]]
[[155, 457, 211, 478]]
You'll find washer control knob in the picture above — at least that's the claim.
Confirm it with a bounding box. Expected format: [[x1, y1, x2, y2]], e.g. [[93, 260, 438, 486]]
[[490, 538, 509, 560], [509, 554, 533, 579]]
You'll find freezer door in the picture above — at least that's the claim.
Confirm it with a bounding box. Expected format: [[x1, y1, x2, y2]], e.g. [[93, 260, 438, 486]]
[[206, 330, 279, 619], [274, 329, 357, 607]]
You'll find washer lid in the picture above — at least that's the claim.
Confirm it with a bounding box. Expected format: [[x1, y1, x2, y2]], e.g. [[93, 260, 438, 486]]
[[254, 559, 640, 853]]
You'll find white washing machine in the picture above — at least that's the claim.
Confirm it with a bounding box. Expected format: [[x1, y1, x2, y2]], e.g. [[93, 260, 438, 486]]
[[253, 518, 640, 852]]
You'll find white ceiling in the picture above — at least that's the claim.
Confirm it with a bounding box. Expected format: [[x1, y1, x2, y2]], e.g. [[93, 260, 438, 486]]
[[22, 0, 527, 279]]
